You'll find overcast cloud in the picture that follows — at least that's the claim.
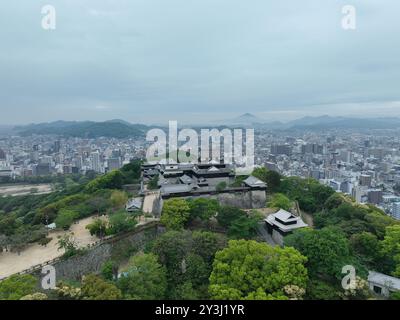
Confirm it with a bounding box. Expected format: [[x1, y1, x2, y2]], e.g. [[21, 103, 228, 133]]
[[0, 0, 399, 124]]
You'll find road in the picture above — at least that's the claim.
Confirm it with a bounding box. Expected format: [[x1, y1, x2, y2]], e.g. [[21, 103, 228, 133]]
[[0, 216, 100, 279]]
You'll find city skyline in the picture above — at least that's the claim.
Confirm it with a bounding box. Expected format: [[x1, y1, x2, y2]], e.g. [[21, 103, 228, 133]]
[[2, 0, 400, 304]]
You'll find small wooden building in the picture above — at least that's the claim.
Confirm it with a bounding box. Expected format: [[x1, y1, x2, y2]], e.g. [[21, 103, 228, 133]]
[[264, 209, 308, 245]]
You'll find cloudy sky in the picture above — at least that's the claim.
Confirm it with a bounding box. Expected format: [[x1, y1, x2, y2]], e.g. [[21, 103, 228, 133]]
[[1, 0, 399, 124]]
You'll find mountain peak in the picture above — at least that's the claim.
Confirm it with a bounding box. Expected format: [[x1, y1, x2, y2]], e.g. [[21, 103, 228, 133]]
[[239, 113, 257, 118]]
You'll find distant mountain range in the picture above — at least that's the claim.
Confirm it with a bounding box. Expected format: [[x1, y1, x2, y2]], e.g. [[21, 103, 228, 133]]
[[286, 115, 400, 130], [13, 120, 148, 138], [0, 125, 14, 135], [230, 113, 266, 124], [4, 114, 400, 138], [217, 114, 400, 130], [211, 113, 282, 128]]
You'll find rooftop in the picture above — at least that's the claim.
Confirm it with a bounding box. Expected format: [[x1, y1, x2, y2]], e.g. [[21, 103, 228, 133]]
[[160, 184, 194, 195], [368, 271, 400, 290], [126, 197, 143, 211], [243, 176, 267, 188], [265, 209, 308, 232]]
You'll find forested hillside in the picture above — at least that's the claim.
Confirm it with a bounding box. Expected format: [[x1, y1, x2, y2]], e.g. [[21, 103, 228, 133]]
[[1, 164, 400, 300], [14, 121, 148, 138]]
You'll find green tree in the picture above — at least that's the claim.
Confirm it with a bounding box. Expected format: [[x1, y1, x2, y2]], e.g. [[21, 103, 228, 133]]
[[227, 213, 261, 239], [268, 193, 293, 211], [380, 225, 400, 276], [117, 253, 167, 300], [305, 279, 342, 300], [182, 253, 209, 287], [150, 231, 225, 299], [285, 227, 353, 279], [391, 291, 400, 300], [81, 274, 122, 300], [175, 281, 200, 300], [160, 199, 190, 230], [0, 214, 18, 236], [9, 231, 30, 254], [86, 196, 110, 215], [151, 230, 193, 287], [209, 240, 308, 300], [85, 170, 124, 193], [192, 231, 227, 265], [101, 260, 119, 281], [252, 167, 281, 193], [350, 232, 380, 267], [55, 209, 78, 230], [0, 274, 37, 300], [279, 177, 334, 213], [107, 210, 137, 235], [120, 159, 142, 180], [265, 170, 282, 193], [252, 167, 268, 182], [365, 211, 396, 239], [86, 219, 108, 238], [341, 276, 371, 300], [148, 175, 159, 190], [324, 192, 352, 211], [20, 292, 48, 300], [216, 181, 227, 192], [188, 198, 219, 221], [216, 206, 247, 229], [110, 190, 128, 209], [57, 234, 81, 258]]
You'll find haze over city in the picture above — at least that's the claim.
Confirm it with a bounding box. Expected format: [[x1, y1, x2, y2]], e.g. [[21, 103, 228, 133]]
[[1, 0, 400, 124], [3, 0, 400, 305]]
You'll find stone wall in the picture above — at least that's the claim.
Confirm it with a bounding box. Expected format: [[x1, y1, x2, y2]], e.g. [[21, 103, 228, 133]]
[[33, 222, 164, 282], [215, 190, 266, 209], [158, 190, 266, 211], [152, 195, 163, 217], [54, 243, 112, 281], [271, 229, 284, 246]]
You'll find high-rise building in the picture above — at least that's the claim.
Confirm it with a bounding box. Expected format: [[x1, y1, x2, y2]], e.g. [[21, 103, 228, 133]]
[[30, 151, 39, 162], [73, 156, 83, 169], [107, 157, 122, 171], [392, 202, 400, 220], [369, 148, 384, 160], [54, 140, 61, 153], [310, 170, 323, 180], [35, 163, 51, 176], [340, 181, 353, 194], [302, 143, 324, 155], [271, 144, 291, 156], [340, 150, 352, 163], [112, 149, 122, 158], [360, 174, 372, 187], [40, 156, 53, 165], [329, 180, 341, 191], [352, 185, 367, 203], [90, 152, 101, 173], [265, 162, 279, 172], [63, 165, 72, 174], [367, 189, 383, 205]]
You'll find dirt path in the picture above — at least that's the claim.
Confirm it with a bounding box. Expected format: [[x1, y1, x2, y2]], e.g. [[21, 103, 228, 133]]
[[142, 192, 159, 213], [0, 216, 99, 279], [0, 216, 159, 280], [0, 184, 53, 196]]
